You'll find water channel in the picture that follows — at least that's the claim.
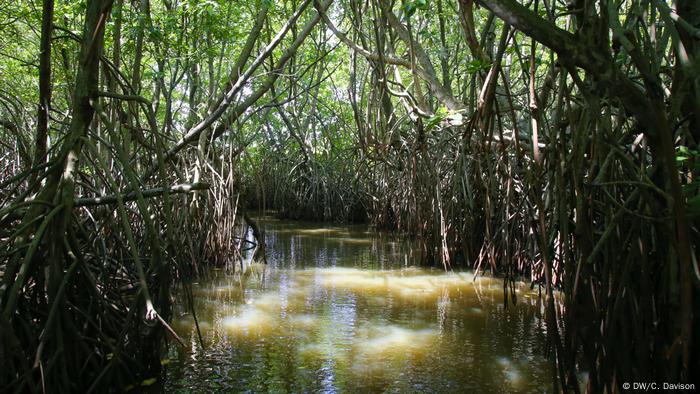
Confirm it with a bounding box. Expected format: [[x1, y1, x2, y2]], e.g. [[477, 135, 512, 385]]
[[164, 217, 554, 393]]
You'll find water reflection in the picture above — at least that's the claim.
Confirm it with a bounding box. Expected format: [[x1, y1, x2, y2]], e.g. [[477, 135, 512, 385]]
[[165, 217, 553, 393]]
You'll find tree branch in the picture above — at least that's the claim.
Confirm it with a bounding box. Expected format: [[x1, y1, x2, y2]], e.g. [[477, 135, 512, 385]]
[[74, 182, 210, 207]]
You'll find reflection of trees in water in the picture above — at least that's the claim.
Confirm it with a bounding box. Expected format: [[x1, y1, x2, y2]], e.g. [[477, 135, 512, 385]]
[[259, 220, 422, 270], [168, 222, 553, 392]]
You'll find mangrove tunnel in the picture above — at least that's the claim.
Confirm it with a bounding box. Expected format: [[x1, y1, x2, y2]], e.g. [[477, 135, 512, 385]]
[[0, 0, 698, 392]]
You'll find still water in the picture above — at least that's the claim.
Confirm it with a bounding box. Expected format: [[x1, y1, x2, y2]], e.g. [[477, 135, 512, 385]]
[[164, 217, 554, 393]]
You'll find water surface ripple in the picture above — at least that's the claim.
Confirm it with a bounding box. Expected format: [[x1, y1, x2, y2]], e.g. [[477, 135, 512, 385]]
[[165, 218, 552, 393]]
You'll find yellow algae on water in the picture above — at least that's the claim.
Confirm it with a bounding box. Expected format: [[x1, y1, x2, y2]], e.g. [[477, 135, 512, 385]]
[[297, 343, 328, 358], [287, 314, 317, 330], [297, 341, 351, 367], [286, 285, 310, 299], [355, 325, 437, 357], [213, 284, 243, 294], [190, 282, 246, 299], [332, 237, 375, 245], [222, 309, 274, 334], [320, 272, 387, 290], [316, 268, 482, 301], [290, 228, 345, 236], [165, 220, 557, 393], [172, 317, 213, 334], [366, 296, 387, 306], [316, 268, 382, 287], [250, 292, 283, 311], [389, 275, 443, 297], [316, 267, 374, 276], [349, 324, 438, 377]]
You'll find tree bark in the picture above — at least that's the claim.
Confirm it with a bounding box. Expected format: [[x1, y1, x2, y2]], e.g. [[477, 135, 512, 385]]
[[478, 0, 695, 383], [33, 0, 54, 176]]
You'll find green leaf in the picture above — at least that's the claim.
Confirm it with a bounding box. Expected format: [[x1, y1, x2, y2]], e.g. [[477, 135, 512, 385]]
[[467, 59, 491, 74], [426, 115, 443, 133], [402, 2, 417, 18], [425, 106, 449, 132], [141, 378, 158, 386]]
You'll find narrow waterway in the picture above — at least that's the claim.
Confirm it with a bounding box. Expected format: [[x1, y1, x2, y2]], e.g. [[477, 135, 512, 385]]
[[164, 217, 554, 393]]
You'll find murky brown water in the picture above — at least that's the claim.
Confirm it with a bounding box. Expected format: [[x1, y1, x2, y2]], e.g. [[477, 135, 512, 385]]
[[164, 217, 554, 393]]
